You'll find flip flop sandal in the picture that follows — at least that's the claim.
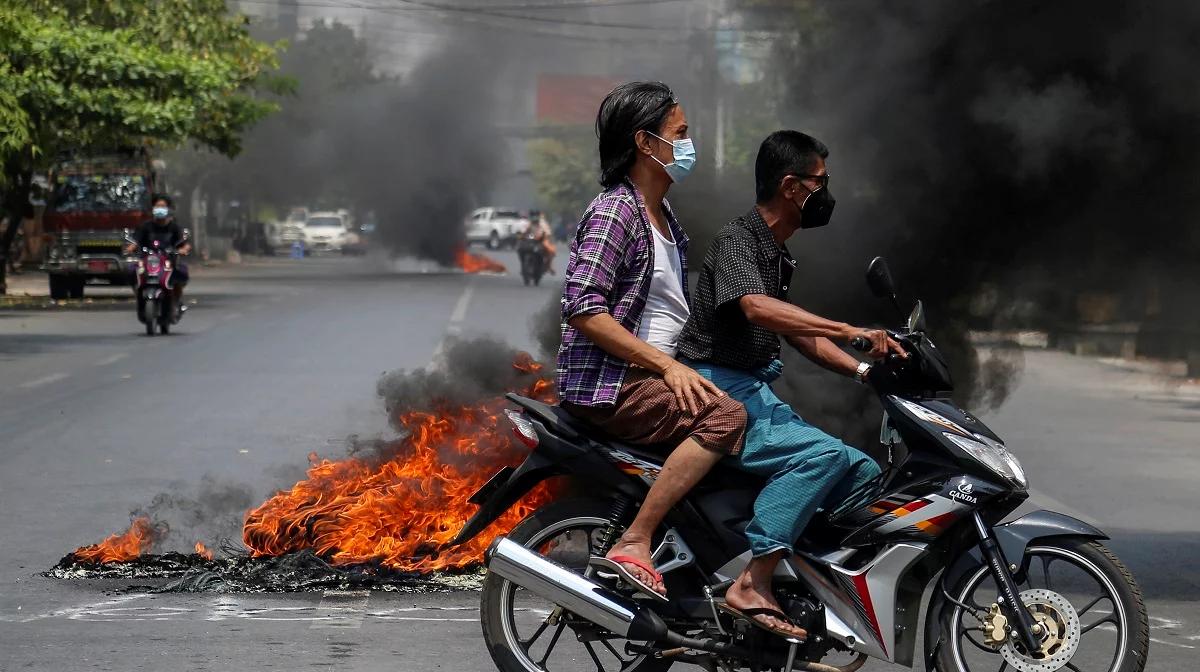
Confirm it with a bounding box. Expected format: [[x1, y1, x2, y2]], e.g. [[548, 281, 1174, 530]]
[[717, 603, 808, 641], [588, 555, 669, 603]]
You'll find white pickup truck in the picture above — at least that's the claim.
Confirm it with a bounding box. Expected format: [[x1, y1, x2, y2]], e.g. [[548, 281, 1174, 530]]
[[464, 207, 529, 249]]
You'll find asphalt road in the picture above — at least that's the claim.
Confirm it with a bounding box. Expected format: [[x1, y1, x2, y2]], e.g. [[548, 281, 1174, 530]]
[[0, 255, 1197, 671]]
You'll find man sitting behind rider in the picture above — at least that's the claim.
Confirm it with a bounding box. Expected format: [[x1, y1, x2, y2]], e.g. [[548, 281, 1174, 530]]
[[676, 131, 905, 638], [557, 81, 747, 599], [126, 194, 191, 303]]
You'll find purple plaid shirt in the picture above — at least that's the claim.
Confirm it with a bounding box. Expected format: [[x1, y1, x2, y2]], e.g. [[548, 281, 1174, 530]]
[[556, 181, 689, 406]]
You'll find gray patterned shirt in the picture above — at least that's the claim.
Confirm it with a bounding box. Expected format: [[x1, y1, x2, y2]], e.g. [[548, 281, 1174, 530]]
[[677, 207, 794, 370]]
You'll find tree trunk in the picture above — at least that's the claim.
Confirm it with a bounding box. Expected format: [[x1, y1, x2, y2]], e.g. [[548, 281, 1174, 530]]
[[0, 168, 34, 295]]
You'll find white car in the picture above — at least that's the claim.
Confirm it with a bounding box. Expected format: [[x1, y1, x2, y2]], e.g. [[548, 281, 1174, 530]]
[[465, 207, 529, 249], [303, 212, 350, 253]]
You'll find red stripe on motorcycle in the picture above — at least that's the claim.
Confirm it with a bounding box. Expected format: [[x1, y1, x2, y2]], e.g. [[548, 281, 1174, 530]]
[[851, 572, 886, 655]]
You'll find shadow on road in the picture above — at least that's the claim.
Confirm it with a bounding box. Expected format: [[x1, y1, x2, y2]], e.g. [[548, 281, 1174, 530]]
[[1106, 530, 1200, 600]]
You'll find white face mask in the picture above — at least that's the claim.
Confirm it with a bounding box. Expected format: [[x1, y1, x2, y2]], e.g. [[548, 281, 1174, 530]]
[[152, 206, 170, 220], [646, 131, 697, 183]]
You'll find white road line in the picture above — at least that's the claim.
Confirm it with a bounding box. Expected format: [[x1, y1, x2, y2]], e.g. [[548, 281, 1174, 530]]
[[95, 353, 129, 367], [17, 594, 148, 623], [309, 590, 370, 630], [19, 372, 69, 389], [1150, 637, 1196, 649], [448, 282, 475, 324], [431, 281, 474, 365]]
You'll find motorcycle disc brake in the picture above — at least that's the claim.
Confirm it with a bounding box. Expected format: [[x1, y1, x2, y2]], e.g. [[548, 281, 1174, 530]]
[[999, 588, 1081, 672]]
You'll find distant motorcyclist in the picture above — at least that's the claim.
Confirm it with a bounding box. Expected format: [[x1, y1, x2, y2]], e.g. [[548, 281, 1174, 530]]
[[524, 210, 556, 275], [126, 195, 190, 304]]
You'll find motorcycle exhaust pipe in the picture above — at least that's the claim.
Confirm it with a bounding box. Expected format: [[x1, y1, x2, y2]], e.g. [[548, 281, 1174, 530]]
[[485, 536, 668, 642]]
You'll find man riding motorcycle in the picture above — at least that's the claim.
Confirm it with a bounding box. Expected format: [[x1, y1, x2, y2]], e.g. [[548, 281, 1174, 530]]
[[125, 194, 190, 306], [676, 130, 906, 639], [524, 209, 556, 275]]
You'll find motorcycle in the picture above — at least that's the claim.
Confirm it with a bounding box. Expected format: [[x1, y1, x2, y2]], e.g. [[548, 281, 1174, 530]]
[[517, 234, 548, 286], [125, 231, 187, 336], [451, 257, 1149, 672]]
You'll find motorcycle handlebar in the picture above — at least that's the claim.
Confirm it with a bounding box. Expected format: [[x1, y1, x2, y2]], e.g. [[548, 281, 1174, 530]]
[[849, 336, 871, 352]]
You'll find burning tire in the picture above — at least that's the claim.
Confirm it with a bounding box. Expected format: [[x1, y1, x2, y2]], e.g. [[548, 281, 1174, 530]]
[[480, 498, 672, 672]]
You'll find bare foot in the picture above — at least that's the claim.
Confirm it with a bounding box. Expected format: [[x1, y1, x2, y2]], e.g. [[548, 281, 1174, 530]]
[[725, 577, 807, 639], [605, 534, 665, 596]]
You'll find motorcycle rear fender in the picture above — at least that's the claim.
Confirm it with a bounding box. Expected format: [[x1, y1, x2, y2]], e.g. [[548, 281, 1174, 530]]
[[448, 419, 644, 547], [922, 509, 1107, 670]]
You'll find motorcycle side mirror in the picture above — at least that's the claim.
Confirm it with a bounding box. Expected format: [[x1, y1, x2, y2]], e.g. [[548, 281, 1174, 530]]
[[866, 256, 906, 321], [181, 228, 191, 242], [866, 256, 896, 298]]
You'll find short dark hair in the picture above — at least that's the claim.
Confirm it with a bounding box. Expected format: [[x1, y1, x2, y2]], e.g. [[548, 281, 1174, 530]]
[[152, 193, 173, 208], [755, 130, 830, 203], [596, 81, 678, 189]]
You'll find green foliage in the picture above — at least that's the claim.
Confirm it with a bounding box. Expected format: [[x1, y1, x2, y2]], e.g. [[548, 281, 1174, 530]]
[[0, 0, 282, 175], [528, 126, 598, 223]]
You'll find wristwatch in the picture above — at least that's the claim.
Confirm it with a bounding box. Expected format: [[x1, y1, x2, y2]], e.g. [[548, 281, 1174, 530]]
[[854, 361, 872, 384]]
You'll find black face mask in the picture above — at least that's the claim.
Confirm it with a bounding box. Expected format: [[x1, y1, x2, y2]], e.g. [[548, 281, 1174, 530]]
[[794, 185, 836, 229]]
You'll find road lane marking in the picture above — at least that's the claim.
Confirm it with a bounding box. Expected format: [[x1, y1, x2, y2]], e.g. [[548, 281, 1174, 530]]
[[432, 281, 474, 364], [19, 373, 69, 389], [310, 590, 370, 630], [1151, 616, 1183, 628], [449, 283, 475, 324], [1150, 637, 1196, 649], [17, 594, 148, 623], [95, 353, 129, 367]]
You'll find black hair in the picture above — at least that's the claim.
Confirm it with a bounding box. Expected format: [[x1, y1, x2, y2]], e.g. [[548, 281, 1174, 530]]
[[595, 81, 678, 189], [755, 130, 830, 203], [152, 193, 173, 208]]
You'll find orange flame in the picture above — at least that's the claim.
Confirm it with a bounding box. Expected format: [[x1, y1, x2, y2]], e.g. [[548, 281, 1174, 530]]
[[72, 517, 157, 564], [195, 541, 214, 561], [454, 246, 506, 274], [241, 355, 556, 572]]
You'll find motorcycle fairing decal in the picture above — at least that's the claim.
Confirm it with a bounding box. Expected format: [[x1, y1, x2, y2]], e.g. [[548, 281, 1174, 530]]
[[871, 494, 967, 539], [850, 572, 886, 655], [594, 446, 662, 479], [892, 397, 971, 437], [793, 543, 928, 662]]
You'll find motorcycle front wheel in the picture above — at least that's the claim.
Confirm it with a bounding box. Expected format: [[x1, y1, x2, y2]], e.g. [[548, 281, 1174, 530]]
[[143, 298, 157, 336], [938, 537, 1149, 672], [479, 498, 672, 672]]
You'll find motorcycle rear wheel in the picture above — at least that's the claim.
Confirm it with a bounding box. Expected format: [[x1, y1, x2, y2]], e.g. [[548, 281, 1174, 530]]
[[480, 498, 672, 672], [937, 537, 1149, 672]]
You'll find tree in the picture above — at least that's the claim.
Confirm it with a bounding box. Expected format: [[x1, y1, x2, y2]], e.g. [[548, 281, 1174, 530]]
[[0, 0, 283, 293], [528, 126, 598, 232]]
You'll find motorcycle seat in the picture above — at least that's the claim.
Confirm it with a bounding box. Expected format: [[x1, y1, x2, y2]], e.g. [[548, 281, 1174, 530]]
[[505, 394, 764, 489], [505, 393, 676, 455]]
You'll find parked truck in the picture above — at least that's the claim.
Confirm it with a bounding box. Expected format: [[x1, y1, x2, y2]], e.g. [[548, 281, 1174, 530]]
[[42, 151, 163, 299]]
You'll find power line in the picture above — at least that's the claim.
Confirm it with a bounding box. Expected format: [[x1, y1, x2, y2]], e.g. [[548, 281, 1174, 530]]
[[242, 0, 788, 34], [236, 0, 695, 43]]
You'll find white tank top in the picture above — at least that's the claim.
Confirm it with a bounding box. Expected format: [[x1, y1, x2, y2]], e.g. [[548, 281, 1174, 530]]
[[636, 224, 690, 357]]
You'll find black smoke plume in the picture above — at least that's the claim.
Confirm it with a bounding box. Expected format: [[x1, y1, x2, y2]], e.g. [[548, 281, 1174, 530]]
[[179, 20, 507, 265], [534, 1, 1199, 448]]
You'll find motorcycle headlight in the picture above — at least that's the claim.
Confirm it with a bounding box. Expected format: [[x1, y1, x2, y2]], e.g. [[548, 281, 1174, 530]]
[[943, 432, 1027, 489]]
